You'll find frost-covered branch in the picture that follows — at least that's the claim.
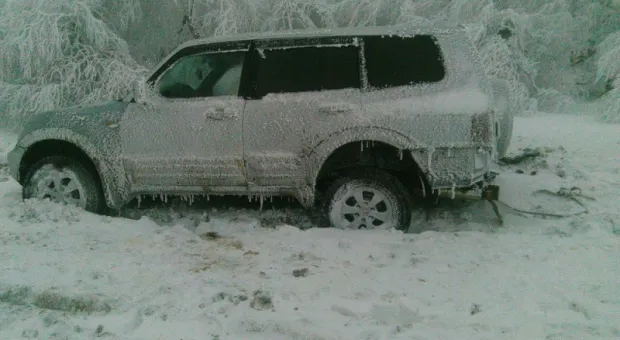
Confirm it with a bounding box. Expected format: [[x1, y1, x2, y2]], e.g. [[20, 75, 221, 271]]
[[594, 31, 620, 122], [180, 0, 200, 39], [261, 0, 335, 31], [596, 31, 620, 85], [333, 0, 405, 27]]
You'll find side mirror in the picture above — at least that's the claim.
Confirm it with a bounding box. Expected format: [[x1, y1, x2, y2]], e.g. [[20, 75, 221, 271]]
[[132, 80, 147, 104]]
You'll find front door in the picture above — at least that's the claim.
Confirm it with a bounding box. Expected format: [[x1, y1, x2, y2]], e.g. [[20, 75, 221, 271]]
[[120, 44, 250, 191]]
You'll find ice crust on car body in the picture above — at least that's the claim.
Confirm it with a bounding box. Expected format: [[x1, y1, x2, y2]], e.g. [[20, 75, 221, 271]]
[[7, 25, 505, 214]]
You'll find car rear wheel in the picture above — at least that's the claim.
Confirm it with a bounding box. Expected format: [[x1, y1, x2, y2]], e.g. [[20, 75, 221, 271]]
[[22, 155, 106, 214], [323, 170, 412, 231]]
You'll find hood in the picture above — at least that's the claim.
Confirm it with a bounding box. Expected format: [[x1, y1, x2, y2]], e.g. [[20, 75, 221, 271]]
[[18, 100, 130, 141]]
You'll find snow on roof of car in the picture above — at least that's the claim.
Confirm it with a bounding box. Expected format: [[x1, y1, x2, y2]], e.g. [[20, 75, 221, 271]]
[[177, 24, 468, 50]]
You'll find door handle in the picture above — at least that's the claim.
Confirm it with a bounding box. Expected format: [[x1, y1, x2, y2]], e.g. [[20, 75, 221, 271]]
[[205, 106, 236, 120], [318, 103, 354, 114]]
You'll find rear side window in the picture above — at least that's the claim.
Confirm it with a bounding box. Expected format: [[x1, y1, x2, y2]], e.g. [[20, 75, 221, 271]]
[[255, 44, 360, 96], [363, 35, 445, 89]]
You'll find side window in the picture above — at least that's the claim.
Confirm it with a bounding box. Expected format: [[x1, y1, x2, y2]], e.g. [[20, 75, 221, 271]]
[[158, 51, 245, 99], [363, 35, 445, 89], [255, 44, 360, 96]]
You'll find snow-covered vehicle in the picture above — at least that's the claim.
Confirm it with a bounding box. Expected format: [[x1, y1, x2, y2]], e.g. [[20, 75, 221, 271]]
[[7, 25, 511, 230]]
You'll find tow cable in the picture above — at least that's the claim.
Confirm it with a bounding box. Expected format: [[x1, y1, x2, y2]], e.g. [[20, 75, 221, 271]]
[[442, 185, 596, 226], [492, 186, 595, 225], [488, 149, 597, 224]]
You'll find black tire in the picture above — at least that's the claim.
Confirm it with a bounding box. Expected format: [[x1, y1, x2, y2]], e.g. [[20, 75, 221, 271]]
[[22, 155, 106, 214], [322, 169, 412, 231]]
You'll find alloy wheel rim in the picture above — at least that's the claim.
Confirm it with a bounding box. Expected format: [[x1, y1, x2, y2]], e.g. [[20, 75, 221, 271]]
[[31, 165, 88, 208], [330, 184, 398, 230]]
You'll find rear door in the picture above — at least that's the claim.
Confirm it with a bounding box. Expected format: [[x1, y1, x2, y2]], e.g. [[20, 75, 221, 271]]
[[242, 37, 363, 188]]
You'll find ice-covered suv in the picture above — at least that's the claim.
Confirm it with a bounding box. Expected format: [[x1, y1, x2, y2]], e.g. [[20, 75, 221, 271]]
[[7, 25, 512, 230]]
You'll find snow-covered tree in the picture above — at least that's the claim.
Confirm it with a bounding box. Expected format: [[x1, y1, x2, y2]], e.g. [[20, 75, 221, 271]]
[[0, 0, 145, 125]]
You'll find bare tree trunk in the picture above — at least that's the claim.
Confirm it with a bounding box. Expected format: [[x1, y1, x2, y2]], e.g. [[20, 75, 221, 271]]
[[179, 0, 201, 39]]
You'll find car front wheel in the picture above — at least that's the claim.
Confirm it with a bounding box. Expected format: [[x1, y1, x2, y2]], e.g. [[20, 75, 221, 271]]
[[22, 155, 106, 214], [324, 170, 412, 231]]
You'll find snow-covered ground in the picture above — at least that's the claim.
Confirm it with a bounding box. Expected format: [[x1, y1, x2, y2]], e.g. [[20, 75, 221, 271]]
[[1, 114, 619, 340]]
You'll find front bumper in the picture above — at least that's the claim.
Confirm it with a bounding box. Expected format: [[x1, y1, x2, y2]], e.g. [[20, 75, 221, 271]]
[[7, 146, 25, 183]]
